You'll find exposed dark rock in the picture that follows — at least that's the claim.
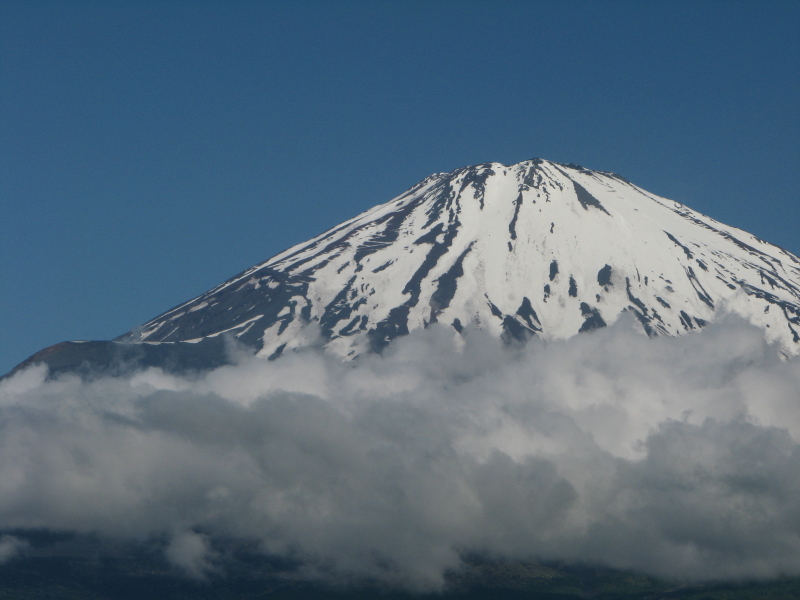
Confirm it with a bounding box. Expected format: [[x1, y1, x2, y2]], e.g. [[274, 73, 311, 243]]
[[579, 303, 607, 332], [597, 264, 613, 287]]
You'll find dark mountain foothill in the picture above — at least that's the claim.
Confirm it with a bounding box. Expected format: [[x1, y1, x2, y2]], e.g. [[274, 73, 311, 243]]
[[1, 541, 799, 600]]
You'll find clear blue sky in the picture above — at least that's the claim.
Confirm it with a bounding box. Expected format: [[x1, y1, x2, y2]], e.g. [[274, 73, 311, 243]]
[[1, 0, 798, 374]]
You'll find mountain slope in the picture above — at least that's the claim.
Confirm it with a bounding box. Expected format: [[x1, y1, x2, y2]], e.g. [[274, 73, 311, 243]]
[[116, 158, 800, 361]]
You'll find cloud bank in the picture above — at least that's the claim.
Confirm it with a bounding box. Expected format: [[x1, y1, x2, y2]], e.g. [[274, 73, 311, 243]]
[[1, 317, 800, 588]]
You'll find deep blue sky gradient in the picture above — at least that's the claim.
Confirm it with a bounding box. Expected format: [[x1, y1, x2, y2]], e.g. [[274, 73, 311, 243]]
[[2, 0, 799, 374]]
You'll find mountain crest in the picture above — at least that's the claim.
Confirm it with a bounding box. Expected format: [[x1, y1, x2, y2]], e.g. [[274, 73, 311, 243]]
[[117, 158, 800, 360]]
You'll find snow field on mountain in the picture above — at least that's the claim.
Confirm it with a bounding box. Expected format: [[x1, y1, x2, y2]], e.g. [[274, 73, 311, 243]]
[[126, 159, 799, 360]]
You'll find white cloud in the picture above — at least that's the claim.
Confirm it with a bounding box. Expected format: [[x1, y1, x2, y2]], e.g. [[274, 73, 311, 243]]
[[165, 530, 217, 578], [0, 318, 799, 588], [0, 535, 27, 564]]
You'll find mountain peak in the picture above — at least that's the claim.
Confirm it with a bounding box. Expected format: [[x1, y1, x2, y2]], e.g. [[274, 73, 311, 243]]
[[112, 158, 799, 363]]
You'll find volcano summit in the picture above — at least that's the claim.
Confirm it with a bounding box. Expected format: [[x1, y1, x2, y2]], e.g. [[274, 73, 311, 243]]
[[5, 159, 800, 593], [13, 159, 800, 375]]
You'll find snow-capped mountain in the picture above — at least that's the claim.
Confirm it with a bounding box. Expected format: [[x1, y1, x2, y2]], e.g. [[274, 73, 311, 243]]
[[8, 158, 799, 378], [117, 158, 799, 361]]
